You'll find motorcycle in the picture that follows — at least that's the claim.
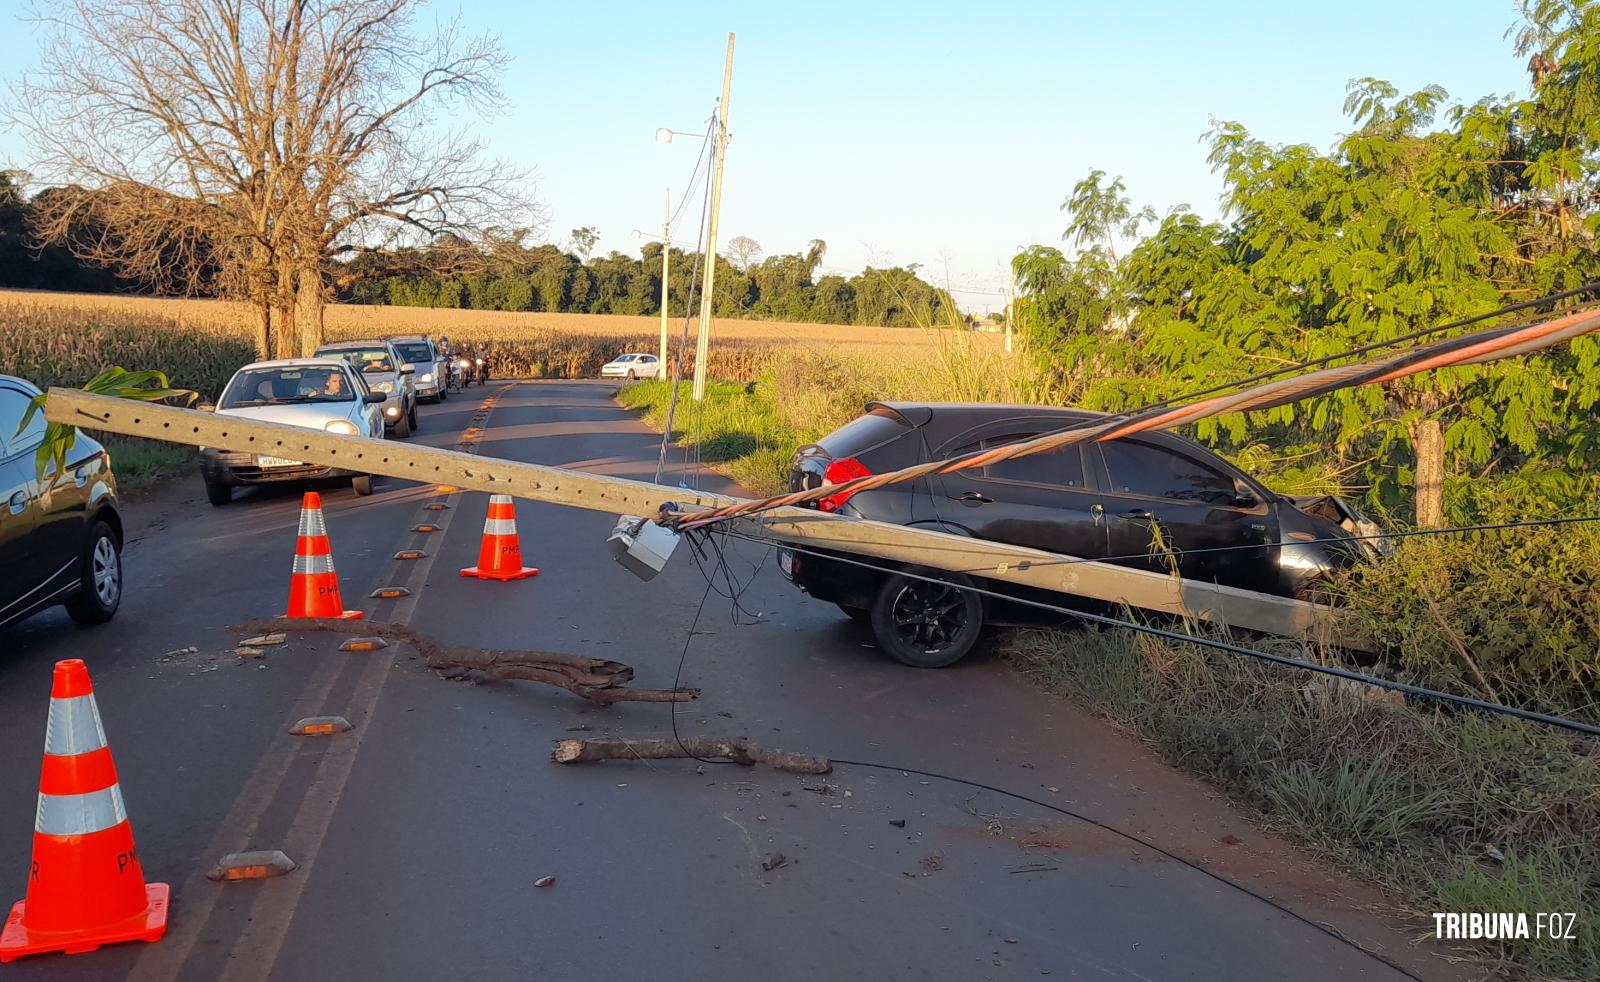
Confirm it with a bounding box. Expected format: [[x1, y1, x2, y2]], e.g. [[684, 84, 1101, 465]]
[[451, 353, 474, 390], [471, 349, 489, 385]]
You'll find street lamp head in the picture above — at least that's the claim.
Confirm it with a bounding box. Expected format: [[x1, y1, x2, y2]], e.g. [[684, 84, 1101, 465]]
[[655, 127, 673, 144]]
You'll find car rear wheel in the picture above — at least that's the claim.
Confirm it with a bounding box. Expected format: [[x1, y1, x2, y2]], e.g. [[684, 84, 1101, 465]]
[[869, 570, 984, 668], [392, 407, 411, 438], [205, 477, 232, 506], [352, 475, 374, 496], [65, 521, 122, 625]]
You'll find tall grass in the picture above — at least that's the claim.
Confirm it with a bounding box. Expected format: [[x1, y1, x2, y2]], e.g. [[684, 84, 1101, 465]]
[[618, 341, 1073, 494], [1004, 625, 1600, 981]]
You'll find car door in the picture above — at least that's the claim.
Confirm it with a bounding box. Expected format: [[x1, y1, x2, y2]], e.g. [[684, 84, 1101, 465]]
[[0, 388, 45, 624], [1085, 437, 1280, 592], [347, 368, 383, 436], [932, 420, 1106, 558]]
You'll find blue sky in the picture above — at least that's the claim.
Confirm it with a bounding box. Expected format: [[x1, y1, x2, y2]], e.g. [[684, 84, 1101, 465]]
[[0, 1, 1534, 309]]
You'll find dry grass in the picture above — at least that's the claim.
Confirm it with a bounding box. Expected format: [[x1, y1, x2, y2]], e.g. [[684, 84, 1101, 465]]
[[0, 287, 949, 354]]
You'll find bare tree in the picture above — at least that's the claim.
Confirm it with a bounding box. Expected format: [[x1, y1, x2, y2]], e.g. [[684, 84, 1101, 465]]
[[9, 0, 535, 358], [724, 235, 762, 271]]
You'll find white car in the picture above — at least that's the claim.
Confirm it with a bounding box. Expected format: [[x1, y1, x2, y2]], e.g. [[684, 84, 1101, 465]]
[[600, 353, 661, 380], [199, 359, 386, 505]]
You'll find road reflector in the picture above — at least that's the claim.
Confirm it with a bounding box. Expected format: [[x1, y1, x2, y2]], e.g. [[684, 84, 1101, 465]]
[[289, 715, 352, 736], [339, 637, 389, 651], [436, 485, 458, 493], [370, 586, 411, 599], [424, 503, 450, 511], [410, 524, 441, 533], [393, 549, 427, 560], [208, 851, 296, 882]]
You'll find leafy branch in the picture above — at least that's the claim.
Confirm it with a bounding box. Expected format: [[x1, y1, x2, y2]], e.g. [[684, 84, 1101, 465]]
[[19, 367, 196, 481]]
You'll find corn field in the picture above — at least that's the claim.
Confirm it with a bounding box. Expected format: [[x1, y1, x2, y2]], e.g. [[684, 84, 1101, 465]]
[[0, 290, 958, 392]]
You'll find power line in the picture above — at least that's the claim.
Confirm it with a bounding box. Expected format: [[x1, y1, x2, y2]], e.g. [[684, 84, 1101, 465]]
[[708, 527, 1600, 739], [675, 300, 1600, 526], [668, 531, 1425, 980]]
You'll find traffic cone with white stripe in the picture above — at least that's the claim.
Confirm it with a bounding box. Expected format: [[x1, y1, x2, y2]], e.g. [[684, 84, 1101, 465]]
[[286, 491, 362, 619], [1, 659, 169, 962], [460, 494, 539, 581]]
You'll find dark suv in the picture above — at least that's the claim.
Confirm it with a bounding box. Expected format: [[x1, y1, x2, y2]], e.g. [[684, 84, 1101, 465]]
[[0, 375, 124, 630], [780, 402, 1384, 667]]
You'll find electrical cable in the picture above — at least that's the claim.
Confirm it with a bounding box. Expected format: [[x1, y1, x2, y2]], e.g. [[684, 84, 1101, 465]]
[[652, 117, 718, 486], [713, 527, 1600, 739], [1123, 279, 1600, 420], [668, 573, 733, 766], [935, 512, 1600, 573], [825, 757, 1426, 982], [668, 532, 1427, 980], [672, 303, 1600, 527]]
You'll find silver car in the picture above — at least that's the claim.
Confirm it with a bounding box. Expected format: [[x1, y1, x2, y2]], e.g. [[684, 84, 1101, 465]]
[[199, 359, 386, 505], [313, 339, 419, 436], [388, 334, 446, 403]]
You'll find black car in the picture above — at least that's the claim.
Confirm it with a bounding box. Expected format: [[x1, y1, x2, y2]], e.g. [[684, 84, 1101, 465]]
[[780, 402, 1384, 667], [0, 375, 124, 630]]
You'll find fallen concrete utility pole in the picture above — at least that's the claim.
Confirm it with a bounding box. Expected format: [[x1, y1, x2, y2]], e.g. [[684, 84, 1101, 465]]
[[51, 388, 1350, 644]]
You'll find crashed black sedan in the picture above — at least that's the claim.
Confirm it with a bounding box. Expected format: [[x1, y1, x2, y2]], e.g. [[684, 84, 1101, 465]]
[[780, 402, 1386, 667]]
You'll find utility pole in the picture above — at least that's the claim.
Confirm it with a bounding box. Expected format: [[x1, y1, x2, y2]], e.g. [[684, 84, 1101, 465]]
[[1005, 268, 1016, 355], [659, 187, 671, 381], [693, 32, 735, 402]]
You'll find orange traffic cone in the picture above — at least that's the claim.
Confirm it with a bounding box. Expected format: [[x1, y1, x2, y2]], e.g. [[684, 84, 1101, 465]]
[[1, 660, 169, 962], [460, 494, 539, 581], [286, 491, 363, 619]]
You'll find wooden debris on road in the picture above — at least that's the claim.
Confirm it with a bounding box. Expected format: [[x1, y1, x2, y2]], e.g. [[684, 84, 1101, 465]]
[[550, 736, 832, 774], [231, 617, 698, 706]]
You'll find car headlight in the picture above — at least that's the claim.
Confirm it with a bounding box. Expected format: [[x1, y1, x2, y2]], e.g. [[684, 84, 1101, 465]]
[[418, 372, 434, 383], [324, 419, 359, 435], [385, 405, 400, 416], [370, 381, 394, 393]]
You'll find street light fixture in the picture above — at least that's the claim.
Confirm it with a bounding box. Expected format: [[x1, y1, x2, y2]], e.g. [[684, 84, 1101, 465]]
[[655, 127, 701, 144]]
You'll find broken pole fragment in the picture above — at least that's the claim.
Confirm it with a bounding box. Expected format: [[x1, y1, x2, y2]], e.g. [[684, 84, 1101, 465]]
[[551, 737, 832, 775]]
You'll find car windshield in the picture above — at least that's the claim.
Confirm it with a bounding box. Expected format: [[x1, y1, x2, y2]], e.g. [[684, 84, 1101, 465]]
[[318, 346, 394, 373], [220, 366, 355, 408], [393, 342, 432, 364]]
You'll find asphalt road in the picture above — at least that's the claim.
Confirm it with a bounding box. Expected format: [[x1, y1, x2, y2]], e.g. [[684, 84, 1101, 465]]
[[0, 380, 1457, 981]]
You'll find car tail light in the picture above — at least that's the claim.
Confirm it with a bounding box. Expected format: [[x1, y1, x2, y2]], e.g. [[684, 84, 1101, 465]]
[[818, 457, 871, 513]]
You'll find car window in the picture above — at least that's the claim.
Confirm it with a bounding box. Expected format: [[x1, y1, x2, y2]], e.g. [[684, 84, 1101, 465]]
[[615, 354, 635, 362], [220, 366, 358, 408], [0, 388, 44, 454], [640, 355, 658, 363], [1100, 440, 1237, 503], [949, 434, 1085, 488], [985, 435, 1085, 487], [317, 347, 394, 373], [393, 342, 433, 364]]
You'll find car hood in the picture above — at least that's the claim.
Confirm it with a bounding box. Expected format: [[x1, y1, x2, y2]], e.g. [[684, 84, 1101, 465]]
[[216, 403, 352, 429]]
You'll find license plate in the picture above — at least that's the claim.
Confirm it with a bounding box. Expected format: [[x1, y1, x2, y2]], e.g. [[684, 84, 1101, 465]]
[[257, 455, 303, 468]]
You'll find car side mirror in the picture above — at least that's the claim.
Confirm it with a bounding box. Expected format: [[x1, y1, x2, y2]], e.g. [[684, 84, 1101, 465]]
[[399, 363, 416, 375], [363, 392, 385, 404]]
